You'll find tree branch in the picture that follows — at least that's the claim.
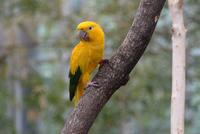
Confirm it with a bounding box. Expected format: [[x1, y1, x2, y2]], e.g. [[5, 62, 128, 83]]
[[61, 0, 166, 133], [168, 0, 186, 133]]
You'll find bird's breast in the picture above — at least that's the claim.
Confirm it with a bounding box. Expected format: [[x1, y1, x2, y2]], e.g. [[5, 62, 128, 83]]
[[87, 43, 104, 73]]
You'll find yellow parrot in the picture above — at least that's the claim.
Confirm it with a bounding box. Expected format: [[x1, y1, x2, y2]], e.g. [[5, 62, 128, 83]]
[[69, 21, 105, 106]]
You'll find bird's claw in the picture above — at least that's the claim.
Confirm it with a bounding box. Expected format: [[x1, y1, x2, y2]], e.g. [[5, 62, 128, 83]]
[[99, 59, 109, 69], [86, 81, 100, 89]]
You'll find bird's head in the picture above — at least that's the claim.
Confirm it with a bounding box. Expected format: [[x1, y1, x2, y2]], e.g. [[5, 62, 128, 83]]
[[76, 21, 104, 43]]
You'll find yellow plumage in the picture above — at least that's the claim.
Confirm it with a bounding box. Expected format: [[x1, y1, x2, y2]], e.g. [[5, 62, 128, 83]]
[[69, 21, 105, 106]]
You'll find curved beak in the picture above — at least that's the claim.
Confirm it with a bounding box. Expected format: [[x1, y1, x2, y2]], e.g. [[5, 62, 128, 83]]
[[78, 30, 89, 41]]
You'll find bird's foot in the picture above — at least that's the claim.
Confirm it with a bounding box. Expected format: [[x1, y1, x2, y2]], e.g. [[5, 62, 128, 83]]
[[99, 59, 109, 69], [86, 81, 100, 89]]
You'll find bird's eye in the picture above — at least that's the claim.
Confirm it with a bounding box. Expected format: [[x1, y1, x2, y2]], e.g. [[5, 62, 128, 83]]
[[88, 26, 93, 30]]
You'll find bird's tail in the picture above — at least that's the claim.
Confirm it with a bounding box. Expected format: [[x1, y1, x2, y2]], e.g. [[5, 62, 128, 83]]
[[74, 73, 89, 106], [74, 83, 84, 106]]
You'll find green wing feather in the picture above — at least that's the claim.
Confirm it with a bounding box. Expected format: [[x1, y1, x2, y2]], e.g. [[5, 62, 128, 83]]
[[69, 66, 82, 101]]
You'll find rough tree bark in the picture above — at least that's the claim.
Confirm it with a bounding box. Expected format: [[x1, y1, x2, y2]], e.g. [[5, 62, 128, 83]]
[[168, 0, 186, 134], [62, 0, 166, 133]]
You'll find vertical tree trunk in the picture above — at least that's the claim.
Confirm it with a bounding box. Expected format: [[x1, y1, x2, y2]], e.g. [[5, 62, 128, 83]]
[[11, 21, 24, 134], [14, 80, 23, 134], [7, 16, 39, 134], [168, 0, 186, 134]]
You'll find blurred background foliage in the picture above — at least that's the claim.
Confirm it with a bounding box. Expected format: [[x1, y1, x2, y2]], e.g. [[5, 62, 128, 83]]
[[0, 0, 199, 134]]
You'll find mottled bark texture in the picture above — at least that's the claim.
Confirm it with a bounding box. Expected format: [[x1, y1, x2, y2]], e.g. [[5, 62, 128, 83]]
[[62, 0, 166, 133]]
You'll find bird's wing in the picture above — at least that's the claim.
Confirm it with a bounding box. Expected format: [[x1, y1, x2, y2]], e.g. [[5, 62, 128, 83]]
[[69, 44, 90, 101], [69, 66, 82, 101]]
